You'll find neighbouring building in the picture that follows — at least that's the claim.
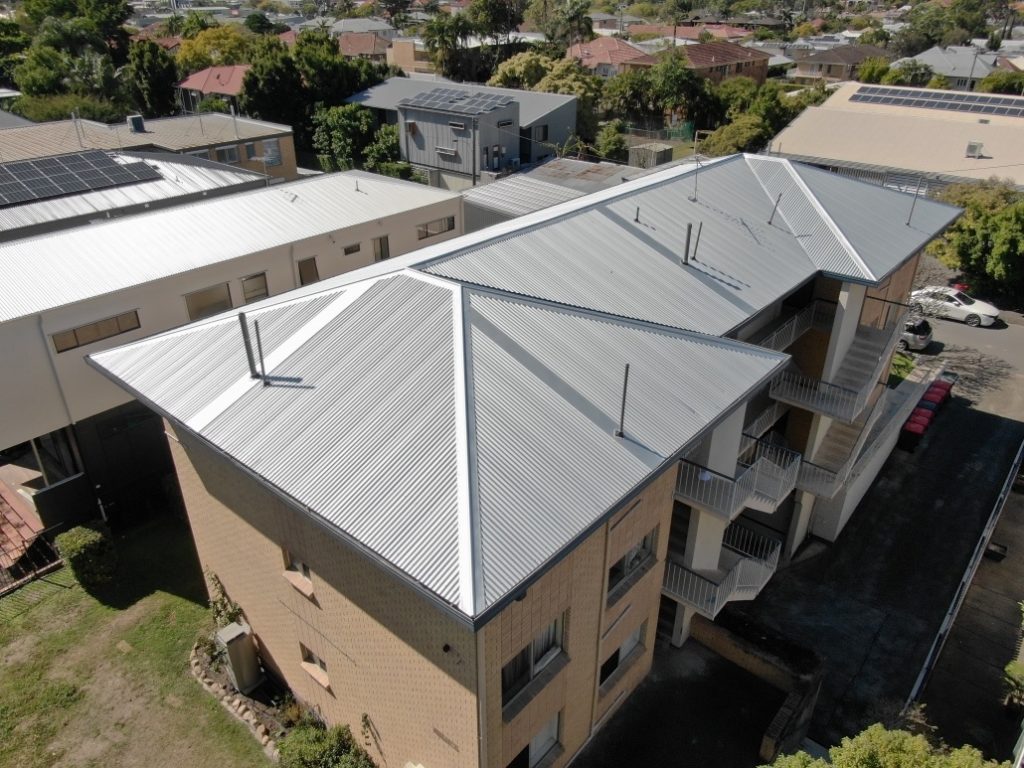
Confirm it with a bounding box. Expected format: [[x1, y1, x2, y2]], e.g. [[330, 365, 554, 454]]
[[338, 31, 390, 62], [330, 17, 397, 38], [678, 40, 772, 84], [387, 38, 436, 74], [90, 154, 958, 768], [0, 113, 301, 181], [895, 45, 999, 91], [0, 171, 463, 531], [786, 43, 891, 83], [566, 37, 657, 77], [178, 64, 252, 114], [770, 81, 1024, 192], [349, 78, 577, 188]]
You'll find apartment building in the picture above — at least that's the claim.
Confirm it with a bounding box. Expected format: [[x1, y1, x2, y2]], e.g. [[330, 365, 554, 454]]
[[0, 171, 462, 530], [89, 155, 959, 768]]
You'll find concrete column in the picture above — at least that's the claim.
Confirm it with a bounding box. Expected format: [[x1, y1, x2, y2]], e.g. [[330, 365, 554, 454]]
[[821, 282, 867, 382], [670, 603, 700, 648], [705, 402, 746, 476], [683, 508, 728, 571], [784, 490, 816, 560]]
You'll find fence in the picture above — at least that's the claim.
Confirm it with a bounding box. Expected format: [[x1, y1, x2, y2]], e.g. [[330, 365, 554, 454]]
[[1, 525, 63, 598]]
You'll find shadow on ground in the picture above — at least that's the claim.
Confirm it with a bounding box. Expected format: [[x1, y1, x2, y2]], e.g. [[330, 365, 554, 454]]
[[574, 640, 784, 768]]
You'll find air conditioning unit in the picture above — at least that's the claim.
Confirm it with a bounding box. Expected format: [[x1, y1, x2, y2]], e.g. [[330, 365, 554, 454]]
[[216, 622, 263, 694], [126, 114, 146, 133], [965, 141, 983, 158]]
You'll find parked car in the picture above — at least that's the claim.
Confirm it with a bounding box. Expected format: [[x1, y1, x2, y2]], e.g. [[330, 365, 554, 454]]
[[909, 286, 1000, 327], [899, 317, 932, 352]]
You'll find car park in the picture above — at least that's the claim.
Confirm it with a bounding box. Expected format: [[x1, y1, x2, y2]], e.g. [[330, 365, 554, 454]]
[[910, 286, 1000, 327], [899, 317, 933, 352]]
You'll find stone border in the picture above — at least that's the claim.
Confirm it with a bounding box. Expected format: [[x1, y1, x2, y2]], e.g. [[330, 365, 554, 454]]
[[189, 642, 280, 762]]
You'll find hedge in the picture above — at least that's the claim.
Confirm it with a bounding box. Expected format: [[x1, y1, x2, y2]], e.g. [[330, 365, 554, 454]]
[[55, 522, 117, 588]]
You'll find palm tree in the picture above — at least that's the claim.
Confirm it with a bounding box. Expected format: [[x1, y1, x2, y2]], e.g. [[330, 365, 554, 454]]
[[423, 12, 474, 79]]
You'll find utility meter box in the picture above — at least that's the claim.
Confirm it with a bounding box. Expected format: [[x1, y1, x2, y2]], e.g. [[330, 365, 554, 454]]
[[216, 622, 263, 694]]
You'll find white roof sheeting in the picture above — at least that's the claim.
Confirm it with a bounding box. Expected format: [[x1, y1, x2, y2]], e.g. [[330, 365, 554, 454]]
[[461, 175, 585, 217], [90, 270, 787, 620], [0, 170, 459, 324]]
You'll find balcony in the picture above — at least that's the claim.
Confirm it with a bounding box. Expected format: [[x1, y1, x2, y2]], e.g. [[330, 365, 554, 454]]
[[769, 305, 907, 423], [676, 440, 801, 518], [753, 300, 835, 353], [662, 522, 782, 619]]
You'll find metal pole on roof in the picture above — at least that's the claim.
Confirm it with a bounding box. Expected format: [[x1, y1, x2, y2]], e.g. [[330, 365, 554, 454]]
[[615, 364, 630, 438], [906, 176, 923, 227]]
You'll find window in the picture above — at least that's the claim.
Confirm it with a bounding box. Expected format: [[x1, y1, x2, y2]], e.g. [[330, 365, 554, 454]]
[[244, 142, 257, 160], [184, 283, 232, 321], [599, 623, 645, 687], [501, 615, 564, 706], [373, 235, 390, 261], [51, 310, 140, 353], [449, 120, 466, 130], [242, 273, 269, 304], [343, 242, 360, 255], [283, 549, 314, 597], [297, 257, 319, 286], [300, 643, 330, 689], [416, 215, 456, 240], [607, 529, 656, 595], [263, 138, 281, 166], [534, 124, 548, 142], [215, 145, 239, 164], [436, 146, 457, 157], [508, 712, 561, 768]]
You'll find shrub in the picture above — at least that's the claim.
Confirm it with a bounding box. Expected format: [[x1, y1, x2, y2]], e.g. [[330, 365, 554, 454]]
[[206, 571, 244, 627], [1005, 660, 1024, 706], [279, 721, 376, 768], [55, 522, 117, 588]]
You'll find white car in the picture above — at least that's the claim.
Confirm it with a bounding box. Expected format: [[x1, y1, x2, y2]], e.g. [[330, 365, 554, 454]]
[[910, 286, 1000, 327]]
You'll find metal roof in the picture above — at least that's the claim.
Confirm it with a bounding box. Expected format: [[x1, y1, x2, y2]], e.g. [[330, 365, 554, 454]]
[[425, 155, 959, 334], [347, 77, 576, 128], [0, 170, 459, 324], [461, 175, 585, 217], [399, 88, 515, 116], [89, 270, 786, 621], [0, 152, 264, 242]]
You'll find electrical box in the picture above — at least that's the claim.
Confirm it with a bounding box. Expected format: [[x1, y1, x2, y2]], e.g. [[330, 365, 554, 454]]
[[216, 622, 263, 694]]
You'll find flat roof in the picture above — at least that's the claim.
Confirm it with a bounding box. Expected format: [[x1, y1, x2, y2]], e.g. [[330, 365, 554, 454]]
[[0, 113, 293, 163], [348, 77, 576, 127], [770, 81, 1024, 187], [0, 171, 459, 324]]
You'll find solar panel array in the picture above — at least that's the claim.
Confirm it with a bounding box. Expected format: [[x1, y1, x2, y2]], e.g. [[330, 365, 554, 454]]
[[0, 150, 163, 208], [850, 85, 1024, 117], [399, 88, 515, 115]]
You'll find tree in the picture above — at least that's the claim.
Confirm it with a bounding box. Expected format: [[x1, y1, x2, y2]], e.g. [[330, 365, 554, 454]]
[[977, 70, 1024, 94], [858, 27, 889, 46], [363, 122, 400, 169], [715, 75, 759, 120], [181, 10, 219, 39], [11, 92, 126, 121], [379, 0, 413, 27], [881, 60, 933, 87], [124, 40, 178, 117], [533, 58, 602, 141], [239, 39, 305, 131], [0, 20, 31, 86], [649, 50, 721, 131], [14, 45, 71, 96], [176, 25, 255, 74], [467, 0, 527, 52], [423, 11, 475, 79], [761, 723, 1010, 768], [601, 69, 658, 125], [488, 50, 554, 88], [930, 180, 1024, 297], [67, 49, 118, 97], [855, 56, 889, 83], [987, 31, 1002, 51], [34, 17, 105, 56], [294, 28, 388, 108], [926, 74, 950, 89], [699, 114, 770, 156], [244, 12, 275, 33], [313, 103, 377, 170], [594, 119, 628, 162]]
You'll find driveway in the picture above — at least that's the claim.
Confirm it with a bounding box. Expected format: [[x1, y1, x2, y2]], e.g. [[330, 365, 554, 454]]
[[724, 317, 1024, 747]]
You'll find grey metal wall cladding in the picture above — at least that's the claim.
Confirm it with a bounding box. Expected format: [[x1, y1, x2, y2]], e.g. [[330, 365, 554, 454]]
[[91, 291, 344, 422], [464, 289, 785, 606], [788, 162, 961, 280], [429, 157, 816, 336], [202, 275, 464, 607]]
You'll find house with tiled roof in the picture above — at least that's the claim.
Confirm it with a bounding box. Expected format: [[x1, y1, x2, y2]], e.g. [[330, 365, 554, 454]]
[[566, 37, 657, 77], [680, 40, 771, 84], [787, 44, 891, 83], [177, 64, 252, 113], [339, 31, 390, 62]]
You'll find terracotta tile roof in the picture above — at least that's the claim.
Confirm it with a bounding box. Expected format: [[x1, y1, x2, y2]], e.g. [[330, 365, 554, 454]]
[[626, 23, 748, 40], [680, 40, 771, 68], [178, 65, 252, 97], [567, 36, 656, 68], [278, 29, 297, 46], [339, 31, 390, 57]]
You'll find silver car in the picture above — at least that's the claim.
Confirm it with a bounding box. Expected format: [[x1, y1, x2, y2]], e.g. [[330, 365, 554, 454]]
[[899, 318, 932, 352]]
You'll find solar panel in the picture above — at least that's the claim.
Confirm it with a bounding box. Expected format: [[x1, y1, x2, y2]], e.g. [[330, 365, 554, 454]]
[[852, 84, 1024, 117], [0, 150, 162, 208]]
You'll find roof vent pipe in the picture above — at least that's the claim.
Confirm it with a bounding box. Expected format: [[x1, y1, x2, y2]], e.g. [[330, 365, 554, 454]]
[[254, 319, 269, 386], [767, 192, 782, 226], [237, 313, 258, 379], [614, 363, 630, 438], [683, 222, 692, 265], [634, 206, 640, 223], [692, 221, 703, 262]]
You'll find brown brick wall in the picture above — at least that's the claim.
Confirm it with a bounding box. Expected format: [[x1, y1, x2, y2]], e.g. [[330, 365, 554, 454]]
[[169, 424, 481, 768]]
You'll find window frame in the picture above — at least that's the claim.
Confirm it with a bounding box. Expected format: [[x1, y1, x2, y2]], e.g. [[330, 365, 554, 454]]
[[297, 257, 319, 286], [51, 310, 141, 353], [299, 643, 331, 689], [215, 145, 239, 164], [416, 215, 456, 241], [343, 242, 360, 255], [241, 272, 269, 304], [607, 528, 656, 596], [184, 282, 233, 321], [373, 235, 390, 261], [263, 138, 282, 166], [501, 615, 564, 706]]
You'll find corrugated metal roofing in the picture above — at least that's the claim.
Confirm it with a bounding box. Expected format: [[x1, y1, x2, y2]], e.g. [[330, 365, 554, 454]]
[[0, 152, 264, 240], [90, 270, 786, 620], [461, 175, 585, 216], [0, 170, 459, 324]]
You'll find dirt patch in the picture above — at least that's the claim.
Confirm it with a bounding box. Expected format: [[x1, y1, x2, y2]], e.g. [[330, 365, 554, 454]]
[[2, 633, 37, 667]]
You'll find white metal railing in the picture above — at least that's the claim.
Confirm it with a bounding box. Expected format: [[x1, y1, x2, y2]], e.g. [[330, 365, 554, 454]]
[[662, 522, 782, 617], [675, 460, 758, 519], [757, 301, 836, 353], [847, 377, 931, 485], [743, 401, 789, 442], [769, 307, 907, 423]]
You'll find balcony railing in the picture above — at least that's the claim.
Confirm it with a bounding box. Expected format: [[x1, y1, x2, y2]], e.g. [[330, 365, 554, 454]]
[[662, 522, 782, 618], [743, 401, 789, 441], [675, 460, 758, 519], [739, 437, 802, 509], [769, 306, 907, 424], [756, 301, 836, 353]]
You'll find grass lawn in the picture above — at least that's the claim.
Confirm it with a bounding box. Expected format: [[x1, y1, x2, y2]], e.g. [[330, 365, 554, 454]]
[[889, 351, 916, 387], [0, 515, 272, 768]]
